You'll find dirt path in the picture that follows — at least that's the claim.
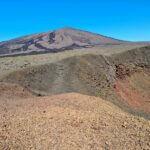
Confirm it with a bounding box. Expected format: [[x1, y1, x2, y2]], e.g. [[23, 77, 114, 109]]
[[51, 62, 67, 94]]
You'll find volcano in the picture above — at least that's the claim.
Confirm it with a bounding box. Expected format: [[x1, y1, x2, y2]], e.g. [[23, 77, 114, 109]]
[[0, 27, 126, 56]]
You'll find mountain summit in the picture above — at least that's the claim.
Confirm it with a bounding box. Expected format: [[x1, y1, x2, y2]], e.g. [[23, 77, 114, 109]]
[[0, 27, 125, 56]]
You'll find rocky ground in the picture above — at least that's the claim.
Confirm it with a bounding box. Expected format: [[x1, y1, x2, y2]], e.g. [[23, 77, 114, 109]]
[[0, 87, 150, 149], [0, 44, 150, 149]]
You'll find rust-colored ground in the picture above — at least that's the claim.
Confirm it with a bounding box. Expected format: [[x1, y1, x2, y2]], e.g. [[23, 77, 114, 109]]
[[115, 70, 150, 113], [115, 80, 150, 112], [0, 83, 33, 100]]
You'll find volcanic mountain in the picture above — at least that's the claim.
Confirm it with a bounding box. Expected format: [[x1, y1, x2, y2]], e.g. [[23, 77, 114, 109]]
[[0, 27, 150, 149], [0, 27, 125, 56]]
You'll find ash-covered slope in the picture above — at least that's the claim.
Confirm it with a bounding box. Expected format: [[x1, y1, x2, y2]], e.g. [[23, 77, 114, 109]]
[[1, 46, 150, 119], [0, 27, 125, 56]]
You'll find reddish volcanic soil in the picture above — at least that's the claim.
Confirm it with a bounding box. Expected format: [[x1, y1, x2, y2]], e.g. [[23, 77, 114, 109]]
[[115, 80, 150, 112], [0, 82, 33, 100], [115, 70, 150, 113]]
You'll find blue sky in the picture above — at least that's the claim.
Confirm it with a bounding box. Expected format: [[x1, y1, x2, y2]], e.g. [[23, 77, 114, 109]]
[[0, 0, 150, 42]]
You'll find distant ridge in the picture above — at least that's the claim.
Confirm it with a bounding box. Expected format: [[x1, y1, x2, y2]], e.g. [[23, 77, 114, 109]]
[[0, 27, 126, 56]]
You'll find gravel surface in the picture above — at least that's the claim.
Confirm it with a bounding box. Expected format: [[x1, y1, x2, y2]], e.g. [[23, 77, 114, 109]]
[[0, 92, 150, 150]]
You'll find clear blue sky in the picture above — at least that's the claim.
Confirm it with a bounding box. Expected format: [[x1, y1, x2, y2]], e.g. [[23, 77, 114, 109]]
[[0, 0, 150, 42]]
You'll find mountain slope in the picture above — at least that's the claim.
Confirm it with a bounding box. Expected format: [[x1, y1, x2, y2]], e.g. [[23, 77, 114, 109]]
[[0, 27, 125, 56], [1, 46, 150, 119]]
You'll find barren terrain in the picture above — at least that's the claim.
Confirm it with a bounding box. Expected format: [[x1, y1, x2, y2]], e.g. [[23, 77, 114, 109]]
[[1, 45, 150, 118], [0, 89, 150, 149], [0, 28, 150, 149]]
